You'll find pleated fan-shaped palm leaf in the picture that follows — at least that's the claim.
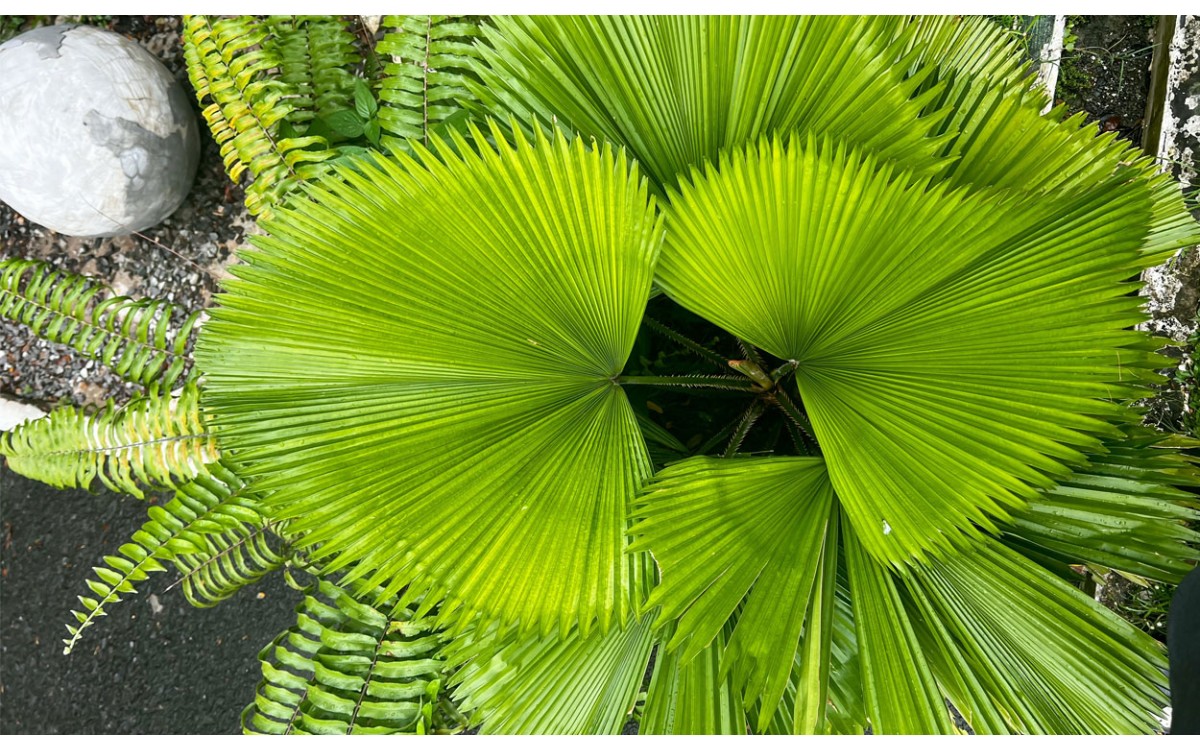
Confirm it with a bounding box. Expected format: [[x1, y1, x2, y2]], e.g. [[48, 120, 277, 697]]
[[8, 13, 1197, 736], [654, 134, 1166, 565], [630, 129, 1198, 731], [446, 613, 655, 734], [468, 16, 946, 191], [469, 15, 1198, 258], [197, 119, 662, 638]]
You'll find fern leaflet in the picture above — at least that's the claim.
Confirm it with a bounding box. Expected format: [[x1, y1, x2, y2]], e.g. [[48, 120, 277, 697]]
[[375, 15, 483, 150], [63, 461, 283, 653], [267, 15, 361, 134], [0, 258, 199, 390], [0, 380, 218, 498], [242, 577, 451, 734]]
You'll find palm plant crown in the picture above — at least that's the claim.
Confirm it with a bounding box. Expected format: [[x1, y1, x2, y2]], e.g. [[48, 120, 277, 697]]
[[2, 15, 1198, 735]]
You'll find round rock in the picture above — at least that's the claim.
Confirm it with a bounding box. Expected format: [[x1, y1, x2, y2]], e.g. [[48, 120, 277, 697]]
[[0, 25, 200, 237]]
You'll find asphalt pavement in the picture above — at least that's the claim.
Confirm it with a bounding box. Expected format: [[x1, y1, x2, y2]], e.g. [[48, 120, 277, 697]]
[[0, 467, 300, 734]]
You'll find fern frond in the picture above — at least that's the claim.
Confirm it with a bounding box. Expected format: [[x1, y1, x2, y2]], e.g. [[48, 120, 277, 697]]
[[266, 15, 361, 133], [167, 505, 286, 608], [63, 460, 281, 653], [183, 14, 340, 218], [242, 578, 449, 735], [0, 380, 218, 498], [375, 15, 483, 150], [0, 258, 199, 390]]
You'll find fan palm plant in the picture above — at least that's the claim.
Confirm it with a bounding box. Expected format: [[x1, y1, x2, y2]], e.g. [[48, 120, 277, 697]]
[[2, 14, 1198, 734]]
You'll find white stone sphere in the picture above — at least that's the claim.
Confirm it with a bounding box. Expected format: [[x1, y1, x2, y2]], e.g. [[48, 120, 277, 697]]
[[0, 25, 200, 237]]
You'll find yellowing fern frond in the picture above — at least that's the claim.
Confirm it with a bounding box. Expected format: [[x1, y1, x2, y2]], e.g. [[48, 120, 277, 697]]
[[183, 15, 340, 218], [0, 381, 219, 498]]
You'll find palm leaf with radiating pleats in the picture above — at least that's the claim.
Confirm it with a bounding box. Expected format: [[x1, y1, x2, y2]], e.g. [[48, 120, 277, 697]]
[[197, 119, 661, 638], [890, 17, 1200, 261], [897, 537, 1173, 734], [631, 456, 837, 728], [182, 16, 1200, 736], [657, 133, 1171, 565], [885, 15, 1032, 97], [845, 524, 955, 734], [640, 621, 747, 734], [764, 589, 867, 735], [446, 614, 654, 734], [469, 16, 945, 191], [1003, 425, 1200, 583]]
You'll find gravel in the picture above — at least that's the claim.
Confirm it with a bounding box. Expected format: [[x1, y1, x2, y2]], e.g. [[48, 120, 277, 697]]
[[0, 16, 285, 736], [0, 15, 253, 412]]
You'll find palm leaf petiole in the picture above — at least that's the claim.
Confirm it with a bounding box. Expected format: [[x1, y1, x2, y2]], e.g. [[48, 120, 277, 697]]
[[642, 316, 735, 371], [728, 358, 775, 391], [693, 415, 742, 457], [736, 336, 769, 372], [784, 416, 814, 457], [770, 360, 798, 383], [724, 401, 766, 458], [773, 387, 819, 453], [618, 374, 760, 392]]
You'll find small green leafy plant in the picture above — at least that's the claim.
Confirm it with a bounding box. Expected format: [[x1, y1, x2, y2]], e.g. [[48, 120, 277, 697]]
[[2, 14, 1199, 735]]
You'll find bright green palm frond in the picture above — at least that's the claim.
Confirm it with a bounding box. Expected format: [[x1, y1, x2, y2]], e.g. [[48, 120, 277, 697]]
[[900, 537, 1172, 733], [658, 133, 1163, 565], [844, 524, 954, 734], [0, 258, 199, 390], [63, 460, 278, 653], [630, 456, 837, 729], [0, 381, 218, 498], [243, 577, 448, 735], [893, 17, 1200, 262], [1004, 425, 1200, 583], [447, 614, 654, 734], [198, 120, 662, 637], [470, 16, 944, 190], [375, 15, 483, 150], [641, 621, 747, 734], [888, 15, 1032, 95], [762, 590, 867, 735]]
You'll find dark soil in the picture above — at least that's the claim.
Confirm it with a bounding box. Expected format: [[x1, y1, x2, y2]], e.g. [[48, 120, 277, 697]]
[[1055, 16, 1157, 144], [0, 468, 300, 734]]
